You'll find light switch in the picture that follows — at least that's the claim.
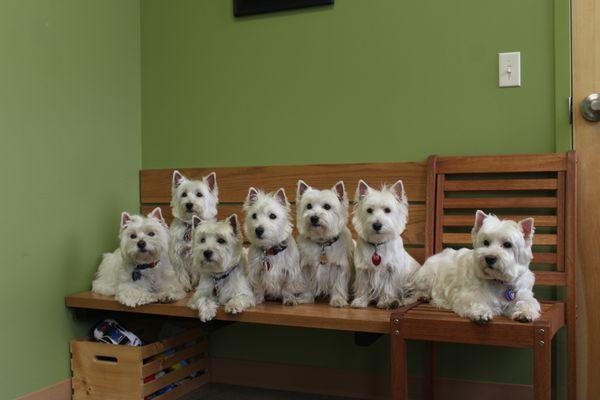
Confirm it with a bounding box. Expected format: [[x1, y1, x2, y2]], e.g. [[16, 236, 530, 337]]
[[499, 52, 521, 87]]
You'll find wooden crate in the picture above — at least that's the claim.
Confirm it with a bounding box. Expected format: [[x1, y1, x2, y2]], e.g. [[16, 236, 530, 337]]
[[71, 327, 209, 400]]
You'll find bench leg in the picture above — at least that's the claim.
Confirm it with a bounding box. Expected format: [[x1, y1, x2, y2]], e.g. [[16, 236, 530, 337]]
[[534, 325, 552, 400], [426, 341, 436, 400], [390, 329, 408, 400]]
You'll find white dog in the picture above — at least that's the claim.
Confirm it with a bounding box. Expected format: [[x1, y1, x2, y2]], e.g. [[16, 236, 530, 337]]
[[188, 215, 255, 322], [414, 210, 541, 323], [169, 170, 218, 291], [296, 180, 353, 307], [351, 180, 419, 309], [244, 187, 310, 306], [92, 208, 186, 308]]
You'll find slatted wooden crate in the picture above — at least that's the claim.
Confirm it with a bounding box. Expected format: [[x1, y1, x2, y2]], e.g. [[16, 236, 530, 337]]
[[71, 327, 208, 400]]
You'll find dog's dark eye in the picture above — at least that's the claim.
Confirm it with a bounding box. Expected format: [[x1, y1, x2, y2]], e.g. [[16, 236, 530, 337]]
[[200, 238, 205, 243], [182, 192, 187, 198], [503, 242, 512, 249], [217, 238, 226, 244], [130, 234, 137, 239], [384, 207, 391, 214], [366, 208, 373, 214], [269, 213, 277, 220], [196, 192, 203, 198], [147, 232, 155, 237], [306, 204, 312, 210], [252, 213, 257, 220], [483, 240, 490, 246], [323, 204, 331, 210]]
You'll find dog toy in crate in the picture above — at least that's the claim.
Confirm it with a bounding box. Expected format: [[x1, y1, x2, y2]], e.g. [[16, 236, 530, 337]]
[[91, 319, 142, 346]]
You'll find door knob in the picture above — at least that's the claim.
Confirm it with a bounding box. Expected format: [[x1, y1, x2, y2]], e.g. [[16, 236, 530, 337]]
[[581, 93, 600, 122]]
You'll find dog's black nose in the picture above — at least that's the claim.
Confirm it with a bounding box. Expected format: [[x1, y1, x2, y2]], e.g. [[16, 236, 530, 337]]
[[310, 215, 320, 225], [485, 256, 497, 267], [185, 202, 194, 211], [203, 250, 213, 260], [137, 240, 146, 250], [372, 222, 383, 232], [255, 226, 264, 237]]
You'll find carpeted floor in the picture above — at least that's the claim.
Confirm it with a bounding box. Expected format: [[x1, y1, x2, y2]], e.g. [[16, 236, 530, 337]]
[[183, 383, 355, 400]]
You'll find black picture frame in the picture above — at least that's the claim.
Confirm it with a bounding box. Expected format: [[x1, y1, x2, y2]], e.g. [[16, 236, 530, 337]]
[[233, 0, 334, 17]]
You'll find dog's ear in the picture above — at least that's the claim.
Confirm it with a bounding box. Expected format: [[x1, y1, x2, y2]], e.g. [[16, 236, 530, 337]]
[[355, 180, 370, 202], [148, 207, 165, 224], [228, 214, 240, 236], [473, 210, 487, 233], [275, 188, 288, 206], [192, 215, 203, 229], [519, 217, 535, 243], [391, 180, 405, 202], [172, 170, 185, 188], [120, 212, 132, 229], [204, 172, 218, 194], [332, 181, 347, 203], [297, 180, 310, 198], [245, 187, 259, 206]]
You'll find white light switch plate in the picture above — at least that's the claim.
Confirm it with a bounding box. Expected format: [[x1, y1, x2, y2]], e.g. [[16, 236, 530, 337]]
[[499, 52, 521, 87]]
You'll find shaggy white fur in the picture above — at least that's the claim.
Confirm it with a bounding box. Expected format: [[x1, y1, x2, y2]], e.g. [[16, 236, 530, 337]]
[[351, 180, 420, 309], [169, 170, 218, 291], [243, 187, 310, 306], [92, 208, 185, 308], [414, 210, 541, 323], [296, 180, 353, 307], [188, 215, 255, 322]]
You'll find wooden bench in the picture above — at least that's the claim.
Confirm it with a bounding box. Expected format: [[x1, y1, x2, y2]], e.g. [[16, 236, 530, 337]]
[[65, 153, 576, 399], [390, 152, 576, 400], [66, 161, 431, 335]]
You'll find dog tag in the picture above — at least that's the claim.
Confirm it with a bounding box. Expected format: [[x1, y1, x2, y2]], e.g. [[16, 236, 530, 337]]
[[263, 259, 272, 271], [504, 288, 516, 302], [372, 252, 381, 266], [319, 252, 328, 265]]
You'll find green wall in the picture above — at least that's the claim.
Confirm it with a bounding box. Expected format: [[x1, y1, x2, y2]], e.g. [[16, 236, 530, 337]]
[[140, 0, 570, 395], [0, 1, 141, 398], [141, 0, 570, 168]]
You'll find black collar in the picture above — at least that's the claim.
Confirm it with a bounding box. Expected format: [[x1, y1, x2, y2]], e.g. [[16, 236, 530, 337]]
[[213, 263, 239, 284], [315, 235, 340, 248], [132, 260, 159, 281], [367, 240, 387, 248], [263, 240, 288, 257]]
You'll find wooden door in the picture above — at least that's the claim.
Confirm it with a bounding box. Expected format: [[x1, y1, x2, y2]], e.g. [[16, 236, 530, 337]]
[[572, 0, 600, 398]]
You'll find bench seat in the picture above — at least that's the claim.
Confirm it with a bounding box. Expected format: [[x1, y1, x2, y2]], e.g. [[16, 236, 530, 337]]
[[394, 302, 564, 348], [66, 291, 394, 333]]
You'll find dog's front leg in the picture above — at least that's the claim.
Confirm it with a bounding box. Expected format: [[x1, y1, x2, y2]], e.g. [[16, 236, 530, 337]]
[[224, 294, 254, 315], [188, 277, 218, 322], [329, 264, 350, 307], [116, 283, 158, 308], [506, 289, 541, 322], [351, 268, 370, 308], [454, 292, 494, 323]]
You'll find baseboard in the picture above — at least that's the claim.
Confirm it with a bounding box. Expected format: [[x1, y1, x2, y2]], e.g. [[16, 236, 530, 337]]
[[210, 357, 533, 400], [15, 379, 71, 400]]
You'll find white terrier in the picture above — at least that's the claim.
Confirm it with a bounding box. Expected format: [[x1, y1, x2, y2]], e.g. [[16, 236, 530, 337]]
[[243, 187, 309, 306], [414, 210, 541, 323], [169, 170, 218, 291], [188, 215, 255, 322], [92, 208, 186, 308], [296, 180, 353, 307], [351, 180, 420, 309]]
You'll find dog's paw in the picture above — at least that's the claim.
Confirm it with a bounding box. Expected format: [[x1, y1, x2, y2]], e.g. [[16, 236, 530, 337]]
[[511, 300, 540, 323], [297, 293, 315, 304], [330, 296, 349, 308], [351, 297, 369, 308], [471, 315, 492, 325], [116, 288, 154, 308], [283, 296, 299, 306], [224, 297, 250, 314], [198, 302, 218, 322], [377, 299, 401, 309]]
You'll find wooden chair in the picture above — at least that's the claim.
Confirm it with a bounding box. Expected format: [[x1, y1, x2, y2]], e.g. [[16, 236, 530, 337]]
[[390, 152, 577, 400]]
